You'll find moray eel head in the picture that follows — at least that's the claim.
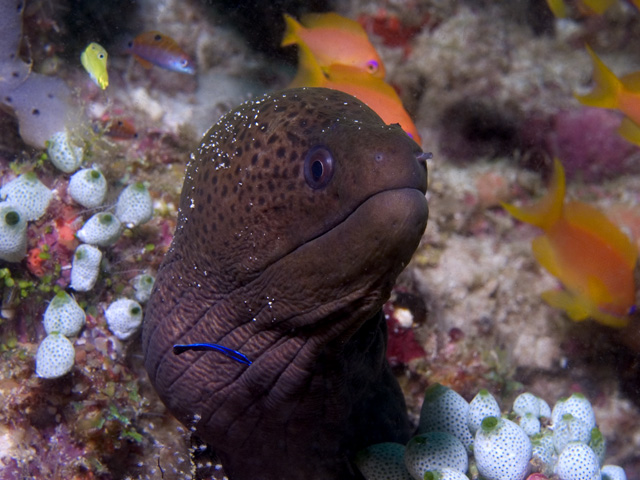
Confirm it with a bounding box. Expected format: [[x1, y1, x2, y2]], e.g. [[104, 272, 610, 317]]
[[143, 87, 428, 479]]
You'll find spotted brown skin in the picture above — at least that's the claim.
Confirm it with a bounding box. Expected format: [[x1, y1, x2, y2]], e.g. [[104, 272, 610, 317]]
[[143, 87, 429, 479]]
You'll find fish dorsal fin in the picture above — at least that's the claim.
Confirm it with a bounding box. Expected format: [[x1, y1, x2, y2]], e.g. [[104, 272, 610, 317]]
[[281, 14, 303, 47], [564, 201, 638, 268], [502, 158, 565, 230], [288, 42, 327, 88], [300, 12, 367, 37], [574, 45, 621, 109]]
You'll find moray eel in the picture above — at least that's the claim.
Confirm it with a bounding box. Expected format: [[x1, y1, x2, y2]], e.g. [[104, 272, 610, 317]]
[[142, 87, 429, 479]]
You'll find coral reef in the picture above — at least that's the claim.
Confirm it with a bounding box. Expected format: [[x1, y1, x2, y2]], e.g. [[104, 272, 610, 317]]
[[0, 0, 639, 478]]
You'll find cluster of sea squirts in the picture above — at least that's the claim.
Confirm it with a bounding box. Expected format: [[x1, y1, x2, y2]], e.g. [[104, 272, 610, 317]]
[[357, 384, 627, 480], [0, 128, 156, 379]]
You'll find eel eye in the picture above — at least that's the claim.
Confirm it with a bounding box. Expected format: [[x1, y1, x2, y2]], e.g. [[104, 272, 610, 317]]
[[304, 146, 334, 189], [366, 60, 379, 74]]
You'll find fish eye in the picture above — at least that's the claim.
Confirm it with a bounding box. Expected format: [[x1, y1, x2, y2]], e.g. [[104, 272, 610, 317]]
[[366, 60, 379, 74], [304, 145, 334, 189], [181, 59, 188, 66], [154, 34, 162, 42]]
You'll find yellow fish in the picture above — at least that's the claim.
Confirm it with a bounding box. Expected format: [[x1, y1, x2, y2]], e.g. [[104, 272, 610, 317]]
[[289, 42, 421, 143], [502, 159, 637, 328], [282, 12, 386, 78], [575, 45, 640, 146], [81, 42, 108, 90], [546, 0, 568, 17], [546, 0, 616, 17]]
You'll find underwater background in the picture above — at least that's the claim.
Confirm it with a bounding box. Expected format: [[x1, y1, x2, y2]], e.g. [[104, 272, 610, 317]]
[[1, 0, 640, 478]]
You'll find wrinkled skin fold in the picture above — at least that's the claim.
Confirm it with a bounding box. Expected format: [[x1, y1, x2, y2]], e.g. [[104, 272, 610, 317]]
[[143, 87, 429, 480]]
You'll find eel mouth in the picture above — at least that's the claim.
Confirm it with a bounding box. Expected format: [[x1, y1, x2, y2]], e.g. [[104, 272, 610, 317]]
[[251, 184, 429, 331]]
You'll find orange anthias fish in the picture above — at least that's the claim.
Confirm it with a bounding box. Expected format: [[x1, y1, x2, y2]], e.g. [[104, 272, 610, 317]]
[[126, 31, 196, 74], [502, 159, 637, 328], [281, 12, 386, 78], [575, 46, 640, 146], [289, 43, 421, 143]]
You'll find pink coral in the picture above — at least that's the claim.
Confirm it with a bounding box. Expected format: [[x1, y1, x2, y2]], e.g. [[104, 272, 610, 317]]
[[522, 107, 639, 181]]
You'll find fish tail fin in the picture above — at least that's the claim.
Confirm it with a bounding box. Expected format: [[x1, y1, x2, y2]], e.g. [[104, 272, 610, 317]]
[[502, 158, 565, 230], [288, 42, 326, 88], [542, 289, 630, 328], [590, 310, 630, 328], [617, 117, 640, 147], [281, 14, 303, 47], [546, 0, 568, 17], [574, 46, 621, 109], [541, 289, 591, 321]]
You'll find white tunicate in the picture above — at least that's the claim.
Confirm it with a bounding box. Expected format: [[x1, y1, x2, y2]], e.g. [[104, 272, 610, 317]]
[[115, 182, 153, 227], [47, 130, 84, 173], [35, 333, 75, 379], [0, 202, 27, 262], [423, 468, 470, 480], [0, 172, 52, 221], [105, 298, 143, 340], [531, 433, 556, 476], [474, 417, 532, 480], [601, 465, 627, 480], [552, 394, 596, 432], [404, 432, 468, 480], [553, 414, 592, 453], [132, 273, 155, 303], [554, 442, 601, 480], [355, 443, 413, 480], [563, 393, 597, 431], [70, 244, 102, 291], [538, 397, 552, 419], [468, 389, 501, 435], [418, 383, 473, 451], [552, 397, 567, 426], [513, 392, 540, 418], [68, 168, 107, 208], [76, 212, 122, 246], [43, 291, 85, 336], [519, 412, 541, 436]]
